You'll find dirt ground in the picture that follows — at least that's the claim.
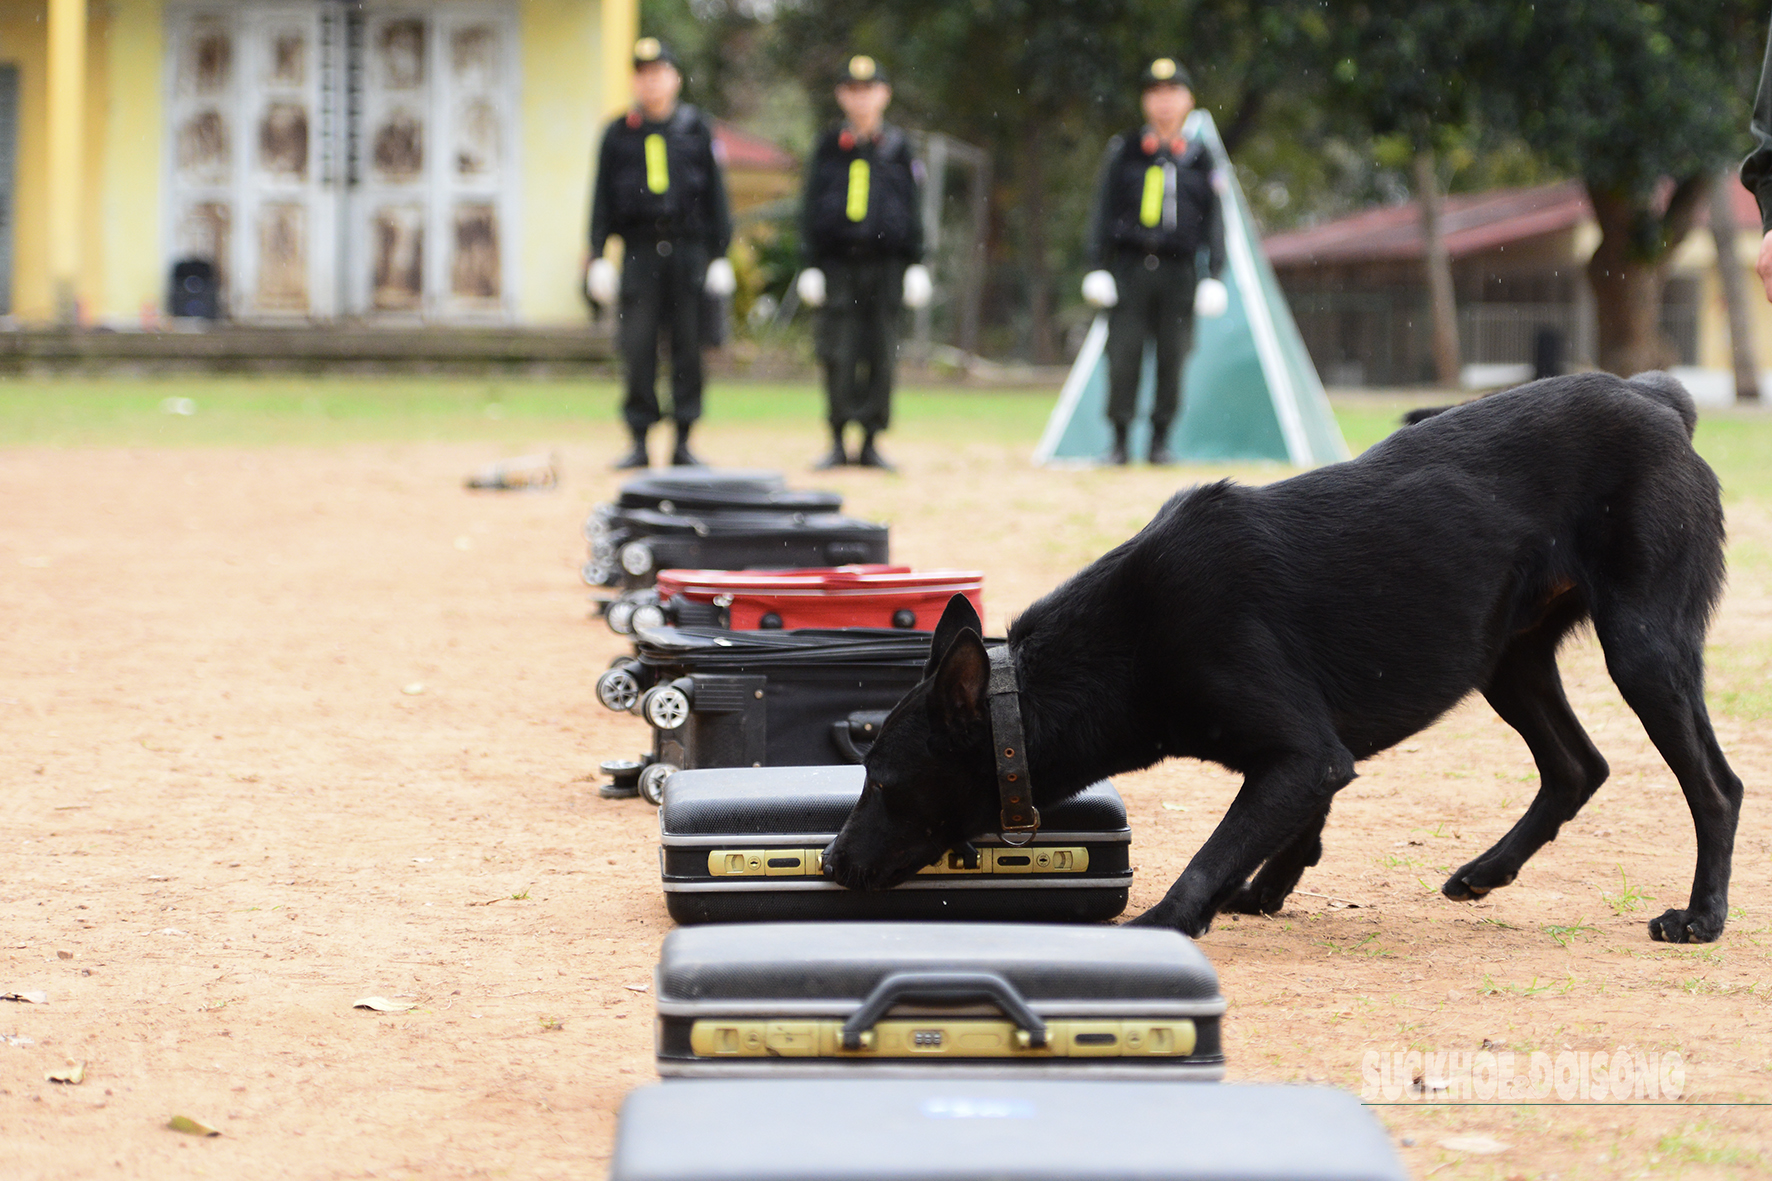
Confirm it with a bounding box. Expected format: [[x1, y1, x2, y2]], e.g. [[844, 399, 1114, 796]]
[[3, 414, 1770, 1180]]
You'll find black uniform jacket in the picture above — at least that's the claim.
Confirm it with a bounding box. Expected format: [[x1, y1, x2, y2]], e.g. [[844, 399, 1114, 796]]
[[801, 123, 924, 265], [1742, 21, 1772, 233], [590, 103, 732, 257], [1087, 127, 1224, 274]]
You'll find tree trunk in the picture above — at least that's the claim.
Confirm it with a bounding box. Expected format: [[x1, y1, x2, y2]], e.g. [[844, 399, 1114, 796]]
[[1021, 129, 1055, 363], [1413, 149, 1462, 387], [1709, 171, 1761, 402], [1585, 179, 1708, 375]]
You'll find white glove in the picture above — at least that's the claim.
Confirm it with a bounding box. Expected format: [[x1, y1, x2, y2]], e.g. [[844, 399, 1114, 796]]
[[902, 263, 933, 309], [586, 258, 619, 306], [796, 267, 827, 308], [704, 257, 737, 297], [1194, 276, 1229, 318], [1081, 269, 1118, 309]]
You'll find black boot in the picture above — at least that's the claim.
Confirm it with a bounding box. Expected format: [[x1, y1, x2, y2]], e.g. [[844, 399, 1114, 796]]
[[1107, 422, 1130, 466], [1148, 420, 1176, 466], [813, 423, 849, 470], [613, 425, 650, 470], [670, 420, 705, 467], [856, 430, 896, 472]]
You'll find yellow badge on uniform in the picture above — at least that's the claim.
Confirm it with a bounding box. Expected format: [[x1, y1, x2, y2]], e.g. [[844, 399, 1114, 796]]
[[847, 159, 871, 222], [646, 134, 670, 194], [1140, 165, 1164, 228]]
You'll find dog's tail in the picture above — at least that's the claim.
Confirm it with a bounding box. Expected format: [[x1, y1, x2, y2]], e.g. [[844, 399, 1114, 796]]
[[1626, 370, 1698, 438]]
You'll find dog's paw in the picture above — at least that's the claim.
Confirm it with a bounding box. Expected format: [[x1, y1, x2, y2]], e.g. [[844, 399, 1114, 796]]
[[1219, 883, 1285, 916], [1442, 863, 1516, 901], [1126, 905, 1212, 937], [1648, 908, 1724, 944]]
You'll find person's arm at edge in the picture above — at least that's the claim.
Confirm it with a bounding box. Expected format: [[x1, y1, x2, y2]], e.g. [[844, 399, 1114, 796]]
[[1085, 137, 1122, 270], [589, 121, 615, 260]]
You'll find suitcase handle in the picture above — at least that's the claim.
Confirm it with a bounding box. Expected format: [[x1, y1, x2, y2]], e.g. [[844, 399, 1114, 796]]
[[841, 971, 1049, 1050], [828, 711, 890, 764]]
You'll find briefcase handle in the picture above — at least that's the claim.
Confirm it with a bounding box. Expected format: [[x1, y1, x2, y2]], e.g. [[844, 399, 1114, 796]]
[[840, 971, 1050, 1050], [829, 711, 890, 764]]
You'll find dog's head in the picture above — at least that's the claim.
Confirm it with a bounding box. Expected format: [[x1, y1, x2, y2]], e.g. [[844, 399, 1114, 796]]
[[822, 594, 1001, 891]]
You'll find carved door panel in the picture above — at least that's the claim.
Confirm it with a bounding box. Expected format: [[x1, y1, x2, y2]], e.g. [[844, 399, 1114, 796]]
[[166, 8, 239, 311], [237, 3, 338, 317], [348, 3, 514, 319]]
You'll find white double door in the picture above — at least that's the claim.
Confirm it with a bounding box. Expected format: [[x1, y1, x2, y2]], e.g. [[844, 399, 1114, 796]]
[[165, 1, 517, 322]]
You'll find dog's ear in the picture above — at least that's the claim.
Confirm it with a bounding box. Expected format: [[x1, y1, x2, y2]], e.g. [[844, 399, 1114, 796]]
[[930, 628, 990, 728], [924, 593, 985, 680]]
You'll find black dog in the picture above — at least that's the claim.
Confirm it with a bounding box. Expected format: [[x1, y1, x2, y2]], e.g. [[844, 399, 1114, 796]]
[[824, 371, 1742, 943]]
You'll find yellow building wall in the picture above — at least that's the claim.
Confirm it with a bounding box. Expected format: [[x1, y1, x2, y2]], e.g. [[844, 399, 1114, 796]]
[[519, 0, 631, 325], [0, 1, 116, 323], [97, 0, 161, 325]]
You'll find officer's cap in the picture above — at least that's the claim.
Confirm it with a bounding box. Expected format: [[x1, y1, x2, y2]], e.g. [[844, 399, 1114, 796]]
[[840, 55, 888, 86], [1140, 57, 1193, 90], [633, 37, 679, 70]]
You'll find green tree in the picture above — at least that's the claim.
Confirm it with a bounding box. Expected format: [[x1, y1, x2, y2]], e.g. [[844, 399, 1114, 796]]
[[1328, 2, 1509, 385], [1494, 2, 1760, 374]]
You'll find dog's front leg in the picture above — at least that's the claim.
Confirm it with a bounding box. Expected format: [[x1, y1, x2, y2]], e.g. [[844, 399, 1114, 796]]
[[1129, 747, 1355, 937]]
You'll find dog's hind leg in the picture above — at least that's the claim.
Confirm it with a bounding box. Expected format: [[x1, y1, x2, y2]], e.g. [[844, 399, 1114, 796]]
[[1593, 605, 1743, 943], [1444, 609, 1608, 901], [1220, 806, 1330, 916], [1129, 743, 1355, 937]]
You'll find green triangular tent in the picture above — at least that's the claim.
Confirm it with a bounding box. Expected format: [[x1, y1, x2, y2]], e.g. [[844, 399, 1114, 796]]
[[1034, 111, 1348, 467]]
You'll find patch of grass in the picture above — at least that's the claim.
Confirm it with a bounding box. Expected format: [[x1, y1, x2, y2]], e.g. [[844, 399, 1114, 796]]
[[509, 889, 530, 901], [1599, 865, 1653, 916], [1544, 919, 1598, 948], [1318, 932, 1393, 958], [1655, 1127, 1767, 1169]]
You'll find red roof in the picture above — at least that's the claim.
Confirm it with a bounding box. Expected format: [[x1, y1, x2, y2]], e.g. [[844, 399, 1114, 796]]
[[714, 122, 797, 172], [1263, 178, 1764, 267]]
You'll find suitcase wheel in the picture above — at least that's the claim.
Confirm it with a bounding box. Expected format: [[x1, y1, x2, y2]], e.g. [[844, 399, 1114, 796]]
[[620, 541, 655, 576], [759, 612, 784, 629], [606, 598, 639, 635], [632, 602, 667, 631], [892, 608, 917, 629], [596, 667, 642, 712], [638, 761, 676, 805], [642, 684, 691, 730]]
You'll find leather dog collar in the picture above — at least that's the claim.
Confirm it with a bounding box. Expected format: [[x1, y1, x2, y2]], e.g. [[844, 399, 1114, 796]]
[[987, 647, 1040, 845]]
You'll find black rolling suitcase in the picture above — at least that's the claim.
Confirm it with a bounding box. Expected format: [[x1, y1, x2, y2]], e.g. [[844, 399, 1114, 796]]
[[611, 1079, 1410, 1181], [597, 628, 952, 801], [654, 922, 1223, 1078], [613, 469, 844, 516], [658, 766, 1132, 924], [584, 507, 890, 590]]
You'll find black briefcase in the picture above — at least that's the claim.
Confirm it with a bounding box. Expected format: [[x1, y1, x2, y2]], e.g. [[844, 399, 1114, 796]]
[[611, 1079, 1409, 1181], [654, 922, 1222, 1078], [584, 507, 889, 590], [597, 629, 947, 799], [658, 765, 1132, 924]]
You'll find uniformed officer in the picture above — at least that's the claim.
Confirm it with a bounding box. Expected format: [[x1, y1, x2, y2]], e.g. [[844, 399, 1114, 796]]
[[1082, 57, 1228, 466], [795, 55, 932, 471], [587, 38, 735, 469]]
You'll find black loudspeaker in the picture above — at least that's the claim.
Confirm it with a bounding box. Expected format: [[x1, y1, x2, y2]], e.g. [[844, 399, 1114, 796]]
[[169, 259, 220, 319]]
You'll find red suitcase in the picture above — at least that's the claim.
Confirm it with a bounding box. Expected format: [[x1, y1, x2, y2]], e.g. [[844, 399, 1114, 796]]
[[653, 565, 984, 631]]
